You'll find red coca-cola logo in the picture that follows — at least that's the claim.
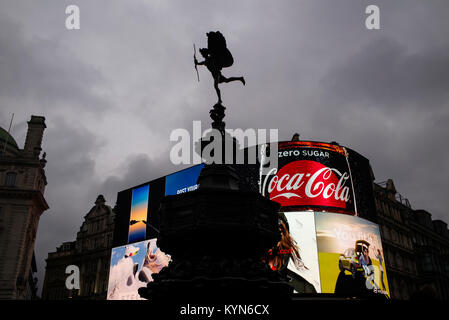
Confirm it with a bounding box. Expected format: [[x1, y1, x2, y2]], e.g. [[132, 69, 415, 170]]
[[263, 160, 350, 208]]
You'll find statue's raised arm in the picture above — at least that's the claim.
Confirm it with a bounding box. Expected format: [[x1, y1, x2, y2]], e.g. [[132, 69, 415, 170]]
[[194, 31, 245, 104]]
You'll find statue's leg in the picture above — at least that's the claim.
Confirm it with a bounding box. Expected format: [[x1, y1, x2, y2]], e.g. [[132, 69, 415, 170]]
[[221, 76, 245, 85], [214, 74, 222, 103]]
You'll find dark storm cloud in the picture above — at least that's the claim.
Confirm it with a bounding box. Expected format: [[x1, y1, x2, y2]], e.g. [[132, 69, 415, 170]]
[[0, 10, 109, 116], [316, 36, 449, 220], [34, 118, 105, 291], [89, 153, 189, 206], [323, 38, 449, 110]]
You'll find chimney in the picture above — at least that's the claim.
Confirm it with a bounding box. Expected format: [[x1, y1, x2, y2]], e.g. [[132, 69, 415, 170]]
[[291, 133, 300, 141], [386, 179, 397, 201], [24, 116, 46, 158]]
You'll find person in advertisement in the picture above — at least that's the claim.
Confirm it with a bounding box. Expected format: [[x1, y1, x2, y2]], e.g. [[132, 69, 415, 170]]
[[265, 213, 317, 293], [336, 239, 382, 295], [375, 249, 386, 291], [359, 247, 371, 277]]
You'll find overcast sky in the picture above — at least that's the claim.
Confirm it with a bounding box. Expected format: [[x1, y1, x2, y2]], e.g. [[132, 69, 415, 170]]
[[1, 0, 448, 295]]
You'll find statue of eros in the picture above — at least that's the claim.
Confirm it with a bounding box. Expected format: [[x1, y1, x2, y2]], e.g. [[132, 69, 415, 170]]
[[194, 31, 245, 104]]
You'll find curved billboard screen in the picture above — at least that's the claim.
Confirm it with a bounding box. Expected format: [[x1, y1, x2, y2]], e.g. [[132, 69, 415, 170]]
[[269, 211, 389, 297], [315, 211, 389, 296], [260, 141, 357, 214]]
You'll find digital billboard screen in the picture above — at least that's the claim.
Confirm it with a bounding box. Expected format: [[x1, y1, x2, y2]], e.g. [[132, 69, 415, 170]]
[[128, 184, 149, 243], [107, 239, 171, 300], [315, 212, 389, 296], [266, 211, 389, 297], [114, 165, 205, 248], [260, 141, 357, 214], [283, 211, 321, 293], [165, 164, 204, 196]]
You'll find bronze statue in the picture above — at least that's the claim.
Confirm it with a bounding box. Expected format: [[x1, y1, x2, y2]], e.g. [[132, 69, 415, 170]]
[[194, 31, 245, 104]]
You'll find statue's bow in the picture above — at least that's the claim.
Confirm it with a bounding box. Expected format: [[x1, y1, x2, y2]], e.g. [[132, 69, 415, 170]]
[[193, 43, 200, 82]]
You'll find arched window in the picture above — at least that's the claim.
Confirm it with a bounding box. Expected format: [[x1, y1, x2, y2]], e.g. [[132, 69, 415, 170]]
[[5, 172, 17, 186]]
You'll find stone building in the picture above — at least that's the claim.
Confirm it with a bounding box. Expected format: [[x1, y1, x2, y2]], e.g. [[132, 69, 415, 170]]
[[408, 209, 449, 299], [374, 179, 449, 300], [42, 195, 115, 300], [373, 180, 419, 299], [0, 115, 48, 299]]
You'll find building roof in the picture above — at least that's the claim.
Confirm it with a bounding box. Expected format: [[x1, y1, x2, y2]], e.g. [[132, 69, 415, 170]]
[[0, 126, 19, 150]]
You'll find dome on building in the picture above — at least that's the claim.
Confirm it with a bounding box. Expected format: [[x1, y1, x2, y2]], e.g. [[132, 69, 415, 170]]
[[0, 126, 19, 151]]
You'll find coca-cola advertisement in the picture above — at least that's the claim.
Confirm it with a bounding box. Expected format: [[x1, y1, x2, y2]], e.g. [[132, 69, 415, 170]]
[[260, 141, 357, 214]]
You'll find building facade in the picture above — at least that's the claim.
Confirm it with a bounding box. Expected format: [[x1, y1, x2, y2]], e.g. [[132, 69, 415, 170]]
[[0, 115, 48, 299], [42, 195, 115, 300], [374, 179, 449, 300], [408, 209, 449, 299]]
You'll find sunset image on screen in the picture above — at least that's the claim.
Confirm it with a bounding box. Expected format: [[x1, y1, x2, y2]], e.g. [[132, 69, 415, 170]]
[[128, 184, 149, 243]]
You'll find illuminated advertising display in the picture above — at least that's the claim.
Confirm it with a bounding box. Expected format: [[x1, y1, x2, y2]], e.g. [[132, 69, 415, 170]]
[[315, 212, 389, 296], [128, 184, 149, 243], [114, 165, 206, 247], [165, 164, 204, 196], [260, 141, 357, 214], [268, 211, 389, 297], [283, 211, 321, 293], [107, 239, 171, 300]]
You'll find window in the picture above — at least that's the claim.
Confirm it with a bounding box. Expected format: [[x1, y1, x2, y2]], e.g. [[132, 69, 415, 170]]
[[411, 261, 417, 273], [375, 199, 381, 212], [106, 234, 112, 247], [385, 249, 393, 267], [400, 234, 407, 247], [397, 253, 403, 268], [381, 225, 390, 240], [391, 230, 398, 243], [422, 253, 433, 272], [381, 202, 387, 215], [395, 208, 402, 221], [5, 172, 17, 186], [404, 258, 410, 272]]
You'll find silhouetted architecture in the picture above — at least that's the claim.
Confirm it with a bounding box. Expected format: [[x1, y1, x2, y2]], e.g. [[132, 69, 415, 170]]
[[138, 163, 292, 303], [0, 115, 48, 299], [42, 195, 115, 300], [374, 179, 449, 300], [373, 180, 418, 299], [25, 253, 39, 299], [409, 210, 449, 299]]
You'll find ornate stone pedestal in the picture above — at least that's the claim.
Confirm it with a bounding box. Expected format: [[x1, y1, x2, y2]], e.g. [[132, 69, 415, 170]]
[[138, 163, 292, 303], [139, 100, 292, 304]]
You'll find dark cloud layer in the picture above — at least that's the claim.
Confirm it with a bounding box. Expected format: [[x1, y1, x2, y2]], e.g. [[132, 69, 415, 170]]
[[0, 13, 109, 116], [0, 0, 448, 295], [324, 38, 449, 109]]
